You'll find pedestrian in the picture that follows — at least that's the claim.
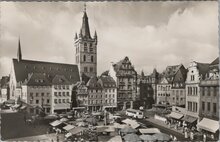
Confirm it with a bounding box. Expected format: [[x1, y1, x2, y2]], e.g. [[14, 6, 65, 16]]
[[203, 134, 206, 142], [170, 134, 173, 140], [173, 136, 177, 141], [184, 131, 188, 138]]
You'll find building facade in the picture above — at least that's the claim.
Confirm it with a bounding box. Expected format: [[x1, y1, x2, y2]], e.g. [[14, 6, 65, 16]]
[[9, 40, 80, 115], [109, 56, 137, 110], [199, 57, 219, 121], [185, 61, 209, 121], [170, 65, 187, 106], [157, 64, 187, 106], [141, 69, 160, 106], [0, 76, 10, 103], [74, 8, 97, 80], [86, 75, 117, 112]]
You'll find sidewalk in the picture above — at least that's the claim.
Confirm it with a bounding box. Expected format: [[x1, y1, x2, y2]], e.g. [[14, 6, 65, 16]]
[[146, 117, 185, 136]]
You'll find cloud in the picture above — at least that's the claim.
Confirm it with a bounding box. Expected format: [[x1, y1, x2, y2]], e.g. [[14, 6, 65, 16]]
[[0, 1, 218, 78]]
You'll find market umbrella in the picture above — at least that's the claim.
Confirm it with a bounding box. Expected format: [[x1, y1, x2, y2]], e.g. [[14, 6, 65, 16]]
[[120, 126, 137, 134], [123, 133, 142, 142], [153, 133, 171, 141], [139, 135, 157, 142]]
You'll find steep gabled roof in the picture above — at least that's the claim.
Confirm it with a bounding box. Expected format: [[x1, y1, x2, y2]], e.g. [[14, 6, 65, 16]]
[[13, 59, 80, 85], [196, 62, 210, 77]]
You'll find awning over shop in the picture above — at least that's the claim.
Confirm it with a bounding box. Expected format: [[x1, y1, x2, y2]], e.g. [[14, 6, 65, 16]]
[[139, 128, 161, 134], [197, 118, 219, 133], [63, 124, 75, 131], [181, 115, 197, 123], [167, 112, 183, 120], [69, 127, 86, 135], [50, 120, 62, 127]]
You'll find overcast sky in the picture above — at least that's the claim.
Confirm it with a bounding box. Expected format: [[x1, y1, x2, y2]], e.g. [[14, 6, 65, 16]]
[[0, 1, 218, 78]]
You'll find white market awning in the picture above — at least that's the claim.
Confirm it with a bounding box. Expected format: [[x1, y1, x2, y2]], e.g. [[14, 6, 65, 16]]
[[50, 120, 62, 127], [167, 112, 183, 120], [122, 119, 140, 129], [197, 118, 219, 133], [63, 124, 75, 131], [139, 128, 161, 134]]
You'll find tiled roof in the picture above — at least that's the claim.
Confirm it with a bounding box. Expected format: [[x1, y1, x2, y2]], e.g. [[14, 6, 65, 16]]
[[99, 75, 116, 88], [86, 75, 116, 89], [196, 62, 210, 78], [13, 59, 80, 86], [52, 75, 71, 85], [24, 73, 51, 86]]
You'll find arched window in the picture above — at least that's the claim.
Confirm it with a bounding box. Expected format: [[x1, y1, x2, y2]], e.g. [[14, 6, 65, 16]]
[[83, 55, 86, 61], [91, 56, 93, 62]]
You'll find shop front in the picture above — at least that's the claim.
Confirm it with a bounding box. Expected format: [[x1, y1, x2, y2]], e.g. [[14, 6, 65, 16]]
[[181, 115, 197, 129]]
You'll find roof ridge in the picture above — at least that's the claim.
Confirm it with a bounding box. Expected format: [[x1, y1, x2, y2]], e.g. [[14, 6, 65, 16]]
[[13, 58, 77, 66]]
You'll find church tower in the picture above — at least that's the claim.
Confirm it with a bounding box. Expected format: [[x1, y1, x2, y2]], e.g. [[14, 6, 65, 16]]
[[75, 4, 97, 80]]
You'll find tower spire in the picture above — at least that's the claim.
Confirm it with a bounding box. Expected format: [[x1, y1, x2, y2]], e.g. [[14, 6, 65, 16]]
[[17, 37, 22, 62], [81, 3, 91, 39]]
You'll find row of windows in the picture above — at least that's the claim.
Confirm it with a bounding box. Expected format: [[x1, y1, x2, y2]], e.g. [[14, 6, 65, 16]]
[[172, 97, 183, 101], [30, 99, 50, 104], [89, 94, 115, 98], [172, 90, 184, 95], [187, 101, 198, 112], [54, 92, 70, 97], [187, 86, 198, 95], [30, 92, 50, 97], [29, 86, 50, 89], [158, 94, 170, 97], [54, 85, 70, 90], [158, 86, 171, 91], [90, 89, 116, 93], [88, 99, 115, 104], [172, 83, 184, 87], [54, 99, 70, 104], [201, 87, 218, 97], [202, 102, 217, 114]]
